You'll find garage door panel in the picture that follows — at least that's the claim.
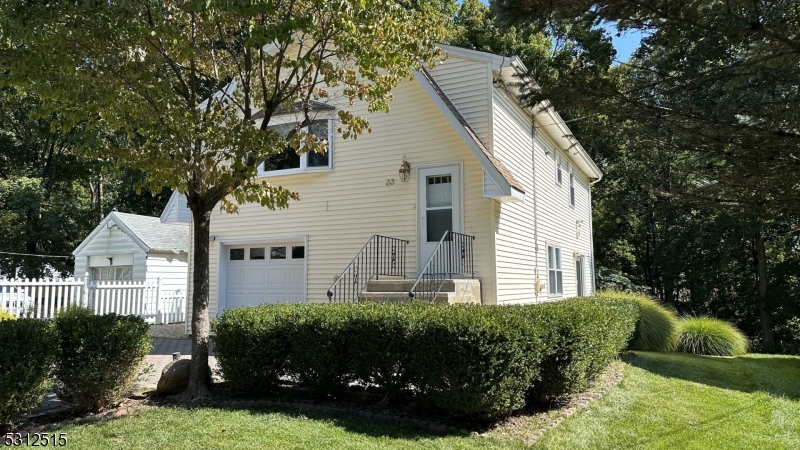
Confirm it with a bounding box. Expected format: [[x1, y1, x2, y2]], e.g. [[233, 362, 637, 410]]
[[228, 269, 247, 285], [290, 268, 304, 285], [268, 268, 287, 286], [247, 269, 266, 285], [227, 293, 247, 309], [246, 293, 265, 304], [268, 293, 287, 303]]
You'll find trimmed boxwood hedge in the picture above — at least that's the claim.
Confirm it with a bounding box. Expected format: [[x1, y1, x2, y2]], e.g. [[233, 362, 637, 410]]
[[55, 314, 152, 411], [213, 294, 639, 418], [0, 319, 59, 432]]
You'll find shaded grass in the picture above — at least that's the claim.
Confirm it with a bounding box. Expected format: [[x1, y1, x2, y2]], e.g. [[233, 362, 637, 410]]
[[534, 352, 800, 449], [678, 317, 748, 356], [46, 404, 521, 450]]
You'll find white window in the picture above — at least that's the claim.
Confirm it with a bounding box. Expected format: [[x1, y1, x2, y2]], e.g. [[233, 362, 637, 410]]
[[547, 245, 563, 296], [258, 119, 332, 176], [569, 172, 575, 207], [556, 156, 563, 185], [92, 266, 133, 282]]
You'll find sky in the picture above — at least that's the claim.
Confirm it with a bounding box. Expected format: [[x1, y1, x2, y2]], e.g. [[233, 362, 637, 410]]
[[602, 23, 646, 62]]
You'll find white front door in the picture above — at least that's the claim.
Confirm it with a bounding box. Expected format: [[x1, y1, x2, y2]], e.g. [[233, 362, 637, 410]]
[[225, 242, 305, 309], [417, 164, 462, 273]]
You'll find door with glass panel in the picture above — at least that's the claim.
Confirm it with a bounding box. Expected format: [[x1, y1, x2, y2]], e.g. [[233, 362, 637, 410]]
[[417, 165, 462, 274]]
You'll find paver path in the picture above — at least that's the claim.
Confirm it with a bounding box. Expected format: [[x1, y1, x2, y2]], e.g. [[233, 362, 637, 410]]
[[27, 336, 217, 420]]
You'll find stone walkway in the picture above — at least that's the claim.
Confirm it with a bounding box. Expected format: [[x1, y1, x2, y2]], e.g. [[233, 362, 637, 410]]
[[27, 335, 217, 420]]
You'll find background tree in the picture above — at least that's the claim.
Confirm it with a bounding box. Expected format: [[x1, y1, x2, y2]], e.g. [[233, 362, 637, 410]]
[[1, 0, 446, 399], [489, 0, 800, 350], [0, 87, 170, 279]]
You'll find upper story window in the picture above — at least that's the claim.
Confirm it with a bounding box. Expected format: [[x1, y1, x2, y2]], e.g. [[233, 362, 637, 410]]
[[258, 119, 332, 176], [556, 156, 563, 185], [569, 172, 575, 207], [547, 245, 563, 296]]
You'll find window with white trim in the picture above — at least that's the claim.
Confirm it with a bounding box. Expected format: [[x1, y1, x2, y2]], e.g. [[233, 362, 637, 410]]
[[547, 245, 563, 296], [259, 119, 332, 176], [569, 172, 575, 207], [556, 156, 563, 185], [92, 267, 133, 281]]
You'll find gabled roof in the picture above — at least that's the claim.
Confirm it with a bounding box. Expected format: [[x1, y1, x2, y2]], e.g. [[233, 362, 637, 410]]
[[415, 68, 525, 198], [73, 212, 189, 256], [438, 44, 603, 182]]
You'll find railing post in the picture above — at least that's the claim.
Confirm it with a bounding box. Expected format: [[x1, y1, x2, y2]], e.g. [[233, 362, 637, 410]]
[[155, 277, 162, 325]]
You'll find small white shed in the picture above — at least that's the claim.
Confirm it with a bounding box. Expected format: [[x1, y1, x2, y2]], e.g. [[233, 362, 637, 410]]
[[73, 210, 190, 295]]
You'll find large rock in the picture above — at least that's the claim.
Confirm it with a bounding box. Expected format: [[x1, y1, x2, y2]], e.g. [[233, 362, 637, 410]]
[[157, 359, 191, 395]]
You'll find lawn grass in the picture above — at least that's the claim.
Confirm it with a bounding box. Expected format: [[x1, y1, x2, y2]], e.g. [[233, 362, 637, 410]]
[[48, 404, 521, 450], [44, 352, 800, 449], [533, 352, 800, 449]]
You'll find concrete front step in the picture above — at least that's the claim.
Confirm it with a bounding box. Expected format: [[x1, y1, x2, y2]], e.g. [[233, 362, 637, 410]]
[[361, 279, 481, 304], [364, 279, 417, 292], [358, 292, 451, 303]]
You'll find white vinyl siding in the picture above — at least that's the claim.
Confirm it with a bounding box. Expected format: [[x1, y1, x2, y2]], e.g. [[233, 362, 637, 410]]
[[427, 55, 492, 150], [161, 191, 192, 224], [145, 252, 189, 295], [186, 74, 498, 322], [491, 87, 595, 303], [73, 220, 148, 282]]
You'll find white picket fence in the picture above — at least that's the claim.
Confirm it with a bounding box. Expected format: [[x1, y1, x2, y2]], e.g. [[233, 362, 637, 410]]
[[0, 274, 185, 324]]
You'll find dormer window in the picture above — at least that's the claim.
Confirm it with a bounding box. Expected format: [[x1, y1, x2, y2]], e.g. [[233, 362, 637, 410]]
[[258, 119, 333, 176]]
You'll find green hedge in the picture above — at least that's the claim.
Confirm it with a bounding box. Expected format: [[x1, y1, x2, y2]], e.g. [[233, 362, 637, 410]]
[[55, 314, 152, 411], [0, 319, 59, 432], [213, 295, 638, 418]]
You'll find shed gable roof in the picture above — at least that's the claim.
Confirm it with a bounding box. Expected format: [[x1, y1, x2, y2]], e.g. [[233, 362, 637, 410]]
[[73, 212, 189, 256]]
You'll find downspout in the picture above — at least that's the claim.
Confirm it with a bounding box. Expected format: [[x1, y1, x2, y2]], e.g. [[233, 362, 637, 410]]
[[531, 123, 541, 299]]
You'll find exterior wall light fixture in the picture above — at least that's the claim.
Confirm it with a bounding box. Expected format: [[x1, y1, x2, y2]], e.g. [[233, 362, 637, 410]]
[[399, 156, 411, 182]]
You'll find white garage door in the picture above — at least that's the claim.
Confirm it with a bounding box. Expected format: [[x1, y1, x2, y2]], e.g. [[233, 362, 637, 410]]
[[225, 242, 305, 309]]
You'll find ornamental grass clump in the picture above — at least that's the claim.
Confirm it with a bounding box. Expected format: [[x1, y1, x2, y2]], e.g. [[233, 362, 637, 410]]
[[677, 317, 748, 357], [597, 290, 681, 352]]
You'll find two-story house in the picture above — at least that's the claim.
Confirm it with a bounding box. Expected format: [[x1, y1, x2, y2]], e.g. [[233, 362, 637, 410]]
[[184, 44, 602, 321]]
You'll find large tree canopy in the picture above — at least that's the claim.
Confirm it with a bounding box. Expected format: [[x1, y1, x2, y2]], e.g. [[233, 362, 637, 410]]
[[1, 0, 447, 399]]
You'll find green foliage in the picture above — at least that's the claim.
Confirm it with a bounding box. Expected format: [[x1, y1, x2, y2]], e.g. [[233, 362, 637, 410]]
[[526, 296, 639, 400], [408, 304, 542, 417], [55, 314, 152, 411], [214, 296, 637, 417], [54, 304, 94, 319], [597, 290, 681, 352], [677, 317, 749, 357], [212, 304, 295, 394], [0, 309, 16, 321], [0, 319, 59, 432]]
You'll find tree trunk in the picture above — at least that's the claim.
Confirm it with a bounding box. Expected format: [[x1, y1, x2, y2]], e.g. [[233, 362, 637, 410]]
[[754, 229, 775, 348], [180, 206, 213, 402]]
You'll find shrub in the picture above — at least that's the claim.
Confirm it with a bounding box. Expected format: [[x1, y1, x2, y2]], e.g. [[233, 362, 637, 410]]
[[55, 314, 152, 411], [346, 302, 426, 401], [54, 304, 94, 319], [526, 296, 639, 400], [213, 304, 295, 393], [677, 317, 748, 356], [0, 309, 16, 321], [597, 290, 681, 352], [408, 304, 543, 417], [214, 297, 638, 418], [0, 319, 59, 432]]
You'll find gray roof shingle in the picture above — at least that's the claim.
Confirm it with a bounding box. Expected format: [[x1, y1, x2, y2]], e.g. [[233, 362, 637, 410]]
[[112, 212, 189, 253]]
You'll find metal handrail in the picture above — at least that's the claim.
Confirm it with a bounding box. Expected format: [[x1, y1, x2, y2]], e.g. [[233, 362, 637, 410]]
[[327, 235, 409, 303], [408, 231, 475, 301]]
